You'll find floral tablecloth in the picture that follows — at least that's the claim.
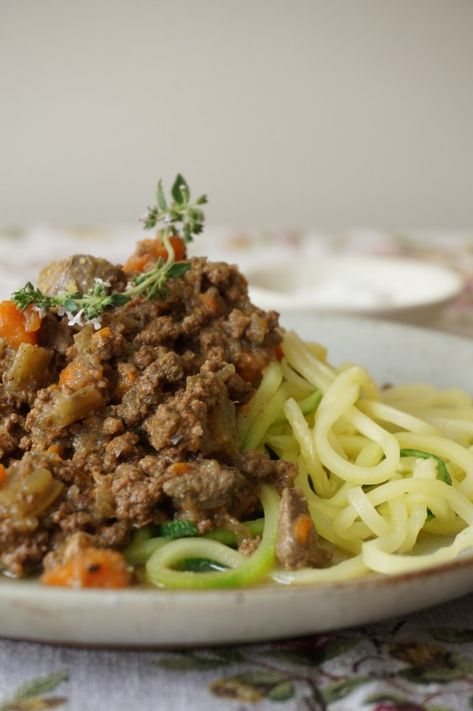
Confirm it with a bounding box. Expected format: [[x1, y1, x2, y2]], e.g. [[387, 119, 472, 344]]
[[0, 226, 473, 711]]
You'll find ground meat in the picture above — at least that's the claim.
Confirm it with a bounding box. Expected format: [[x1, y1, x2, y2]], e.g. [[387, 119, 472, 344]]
[[0, 523, 50, 577], [239, 536, 261, 556], [39, 313, 74, 356], [162, 459, 250, 515], [241, 452, 297, 490], [145, 371, 238, 458], [275, 488, 330, 570], [110, 464, 164, 525], [0, 253, 288, 578], [0, 413, 23, 458], [103, 432, 140, 470]]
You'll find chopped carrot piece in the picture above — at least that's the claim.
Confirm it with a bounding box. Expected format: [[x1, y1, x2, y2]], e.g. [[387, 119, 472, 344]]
[[47, 444, 63, 460], [115, 362, 138, 398], [293, 514, 313, 546], [275, 344, 284, 361], [237, 351, 267, 383], [0, 464, 7, 487], [123, 253, 150, 275], [59, 360, 103, 390], [123, 235, 187, 275], [92, 326, 112, 340], [169, 462, 192, 475], [41, 548, 131, 588], [166, 235, 186, 261], [0, 301, 38, 349]]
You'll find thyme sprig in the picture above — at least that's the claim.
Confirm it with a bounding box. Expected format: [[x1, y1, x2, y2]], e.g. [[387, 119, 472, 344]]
[[141, 173, 207, 244], [13, 260, 191, 326], [11, 174, 203, 326], [12, 278, 125, 322]]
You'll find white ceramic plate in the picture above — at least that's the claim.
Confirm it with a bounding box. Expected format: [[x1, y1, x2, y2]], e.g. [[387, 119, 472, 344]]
[[1, 313, 473, 648], [248, 256, 463, 326]]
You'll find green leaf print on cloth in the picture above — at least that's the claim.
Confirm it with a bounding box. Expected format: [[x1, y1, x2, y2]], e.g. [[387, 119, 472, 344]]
[[0, 671, 68, 711], [153, 624, 473, 709]]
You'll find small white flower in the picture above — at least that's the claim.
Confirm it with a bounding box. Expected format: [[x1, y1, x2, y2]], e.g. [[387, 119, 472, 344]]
[[67, 309, 85, 327], [32, 305, 47, 319], [90, 318, 102, 330], [94, 277, 111, 288]]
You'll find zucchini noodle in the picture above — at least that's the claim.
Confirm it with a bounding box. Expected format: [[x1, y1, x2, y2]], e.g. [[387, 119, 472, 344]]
[[141, 330, 473, 589], [145, 485, 279, 589]]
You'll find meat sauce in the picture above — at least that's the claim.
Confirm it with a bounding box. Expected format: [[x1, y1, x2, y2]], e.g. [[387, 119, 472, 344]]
[[0, 241, 316, 583]]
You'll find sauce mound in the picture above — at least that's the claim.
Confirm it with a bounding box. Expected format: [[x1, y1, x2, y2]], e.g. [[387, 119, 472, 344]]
[[0, 246, 295, 581]]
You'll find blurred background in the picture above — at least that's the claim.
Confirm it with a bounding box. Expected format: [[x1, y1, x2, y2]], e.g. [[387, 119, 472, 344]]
[[1, 0, 473, 229]]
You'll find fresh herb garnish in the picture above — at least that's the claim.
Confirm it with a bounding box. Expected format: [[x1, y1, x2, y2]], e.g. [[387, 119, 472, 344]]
[[12, 260, 190, 328], [11, 174, 205, 327], [141, 173, 207, 245]]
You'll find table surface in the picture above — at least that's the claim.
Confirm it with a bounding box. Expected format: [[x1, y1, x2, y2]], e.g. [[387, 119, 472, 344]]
[[0, 227, 473, 711]]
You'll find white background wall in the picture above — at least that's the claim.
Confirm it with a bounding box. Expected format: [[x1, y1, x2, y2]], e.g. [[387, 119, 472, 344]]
[[1, 0, 473, 229]]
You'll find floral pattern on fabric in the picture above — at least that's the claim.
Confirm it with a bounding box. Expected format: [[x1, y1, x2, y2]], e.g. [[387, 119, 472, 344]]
[[154, 624, 473, 709], [0, 672, 68, 710]]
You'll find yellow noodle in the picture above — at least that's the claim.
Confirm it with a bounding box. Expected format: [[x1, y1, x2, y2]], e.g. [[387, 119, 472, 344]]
[[242, 333, 473, 582]]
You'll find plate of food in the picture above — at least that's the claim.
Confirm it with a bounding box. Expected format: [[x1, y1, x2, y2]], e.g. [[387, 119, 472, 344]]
[[0, 176, 473, 648]]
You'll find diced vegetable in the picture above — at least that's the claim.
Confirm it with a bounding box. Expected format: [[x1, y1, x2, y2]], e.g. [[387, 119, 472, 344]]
[[123, 235, 186, 275], [202, 397, 238, 458], [167, 462, 192, 475], [161, 520, 198, 539], [92, 326, 112, 341], [23, 305, 42, 333], [237, 350, 268, 383], [41, 548, 131, 588], [293, 514, 313, 545], [0, 301, 39, 349], [7, 343, 52, 389], [0, 465, 64, 519], [275, 344, 284, 361], [59, 359, 103, 390], [51, 386, 104, 428], [47, 444, 63, 459], [114, 362, 138, 397]]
